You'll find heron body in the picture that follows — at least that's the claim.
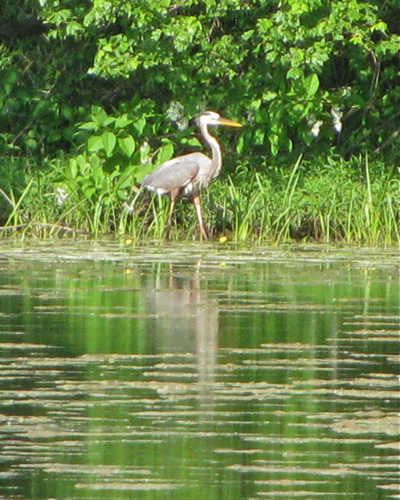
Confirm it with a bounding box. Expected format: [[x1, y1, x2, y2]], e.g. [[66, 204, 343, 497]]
[[141, 111, 242, 239]]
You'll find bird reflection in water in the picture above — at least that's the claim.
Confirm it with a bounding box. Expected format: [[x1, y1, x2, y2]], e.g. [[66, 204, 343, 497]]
[[144, 261, 218, 391]]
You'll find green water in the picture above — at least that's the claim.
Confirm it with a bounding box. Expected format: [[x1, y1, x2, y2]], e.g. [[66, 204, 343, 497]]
[[0, 242, 399, 499]]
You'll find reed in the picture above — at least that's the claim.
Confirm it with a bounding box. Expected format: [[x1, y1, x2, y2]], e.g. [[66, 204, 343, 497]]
[[208, 155, 399, 244], [0, 156, 398, 244]]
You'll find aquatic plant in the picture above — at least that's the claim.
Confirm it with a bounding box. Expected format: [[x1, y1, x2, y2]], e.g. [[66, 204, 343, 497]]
[[3, 152, 397, 245]]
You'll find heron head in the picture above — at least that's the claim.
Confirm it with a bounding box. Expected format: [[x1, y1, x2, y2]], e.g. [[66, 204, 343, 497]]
[[199, 111, 242, 128]]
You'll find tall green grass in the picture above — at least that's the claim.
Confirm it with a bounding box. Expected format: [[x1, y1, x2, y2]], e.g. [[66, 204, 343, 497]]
[[207, 155, 399, 244], [0, 155, 398, 244]]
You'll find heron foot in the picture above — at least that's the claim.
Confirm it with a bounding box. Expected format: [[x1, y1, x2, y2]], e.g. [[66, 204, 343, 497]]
[[199, 226, 209, 240]]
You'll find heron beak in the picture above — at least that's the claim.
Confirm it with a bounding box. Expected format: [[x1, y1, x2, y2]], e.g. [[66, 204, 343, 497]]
[[218, 117, 243, 128]]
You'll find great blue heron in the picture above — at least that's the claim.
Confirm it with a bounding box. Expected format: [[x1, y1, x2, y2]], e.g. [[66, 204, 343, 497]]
[[141, 111, 242, 239]]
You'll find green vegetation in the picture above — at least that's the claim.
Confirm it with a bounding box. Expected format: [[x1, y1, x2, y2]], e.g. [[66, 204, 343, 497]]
[[0, 0, 399, 243]]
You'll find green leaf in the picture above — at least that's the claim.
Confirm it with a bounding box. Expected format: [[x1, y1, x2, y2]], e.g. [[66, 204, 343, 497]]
[[88, 134, 103, 152], [133, 117, 146, 134], [68, 159, 78, 179], [3, 68, 20, 95], [118, 135, 135, 157], [304, 74, 320, 97], [76, 154, 87, 169], [115, 114, 133, 129], [254, 128, 265, 145], [287, 67, 304, 80], [182, 137, 202, 147], [236, 133, 245, 154], [156, 143, 174, 165], [91, 106, 108, 126], [269, 133, 280, 156], [82, 183, 96, 198], [79, 121, 98, 131], [263, 90, 278, 102], [101, 131, 117, 156], [103, 116, 116, 127], [116, 168, 136, 189]]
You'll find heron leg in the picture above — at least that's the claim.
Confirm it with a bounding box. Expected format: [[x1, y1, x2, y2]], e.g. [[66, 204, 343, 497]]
[[192, 194, 208, 240], [165, 191, 178, 238]]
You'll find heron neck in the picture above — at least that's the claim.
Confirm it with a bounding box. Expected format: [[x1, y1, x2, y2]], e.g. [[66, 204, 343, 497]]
[[200, 121, 222, 175]]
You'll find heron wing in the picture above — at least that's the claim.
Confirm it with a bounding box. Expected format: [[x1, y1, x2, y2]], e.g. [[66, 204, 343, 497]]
[[141, 152, 210, 195]]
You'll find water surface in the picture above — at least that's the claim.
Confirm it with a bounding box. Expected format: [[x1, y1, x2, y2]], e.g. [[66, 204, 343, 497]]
[[0, 241, 399, 499]]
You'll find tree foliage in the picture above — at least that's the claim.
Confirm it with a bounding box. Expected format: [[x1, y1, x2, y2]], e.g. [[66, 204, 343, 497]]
[[2, 0, 400, 160]]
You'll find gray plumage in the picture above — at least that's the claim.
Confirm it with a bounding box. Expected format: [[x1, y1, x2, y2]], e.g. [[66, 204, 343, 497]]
[[141, 152, 214, 197]]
